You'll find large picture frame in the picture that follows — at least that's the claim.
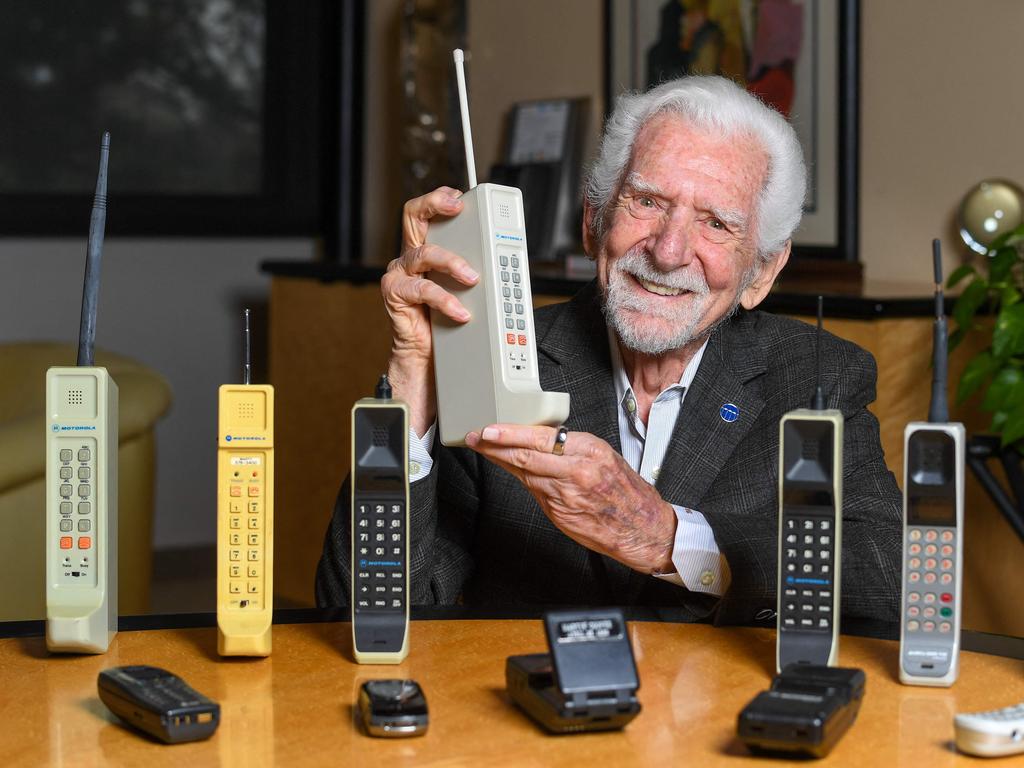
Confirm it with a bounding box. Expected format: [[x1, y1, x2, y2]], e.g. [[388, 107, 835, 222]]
[[605, 0, 859, 263], [0, 0, 363, 251]]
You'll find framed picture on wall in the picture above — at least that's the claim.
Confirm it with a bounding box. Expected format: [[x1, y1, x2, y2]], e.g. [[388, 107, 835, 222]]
[[605, 0, 859, 263], [0, 0, 363, 250]]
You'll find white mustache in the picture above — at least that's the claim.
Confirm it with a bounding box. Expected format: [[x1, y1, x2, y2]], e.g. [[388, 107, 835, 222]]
[[612, 247, 710, 295]]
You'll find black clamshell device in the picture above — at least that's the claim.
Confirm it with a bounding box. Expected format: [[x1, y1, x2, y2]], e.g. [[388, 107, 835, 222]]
[[506, 608, 641, 734]]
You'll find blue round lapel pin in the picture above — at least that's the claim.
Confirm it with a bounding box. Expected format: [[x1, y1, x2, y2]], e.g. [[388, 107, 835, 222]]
[[720, 403, 739, 423]]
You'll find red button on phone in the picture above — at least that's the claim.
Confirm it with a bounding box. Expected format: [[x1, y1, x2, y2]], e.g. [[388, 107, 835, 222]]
[[506, 333, 516, 345], [517, 335, 527, 345], [941, 592, 953, 603]]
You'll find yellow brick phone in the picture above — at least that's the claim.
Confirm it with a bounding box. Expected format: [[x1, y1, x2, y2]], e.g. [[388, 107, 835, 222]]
[[217, 376, 274, 657]]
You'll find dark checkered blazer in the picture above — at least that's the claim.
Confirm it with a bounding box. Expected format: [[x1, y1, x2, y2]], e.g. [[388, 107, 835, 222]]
[[316, 281, 902, 626]]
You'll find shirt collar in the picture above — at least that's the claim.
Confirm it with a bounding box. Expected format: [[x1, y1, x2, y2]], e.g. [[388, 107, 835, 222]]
[[607, 325, 709, 414]]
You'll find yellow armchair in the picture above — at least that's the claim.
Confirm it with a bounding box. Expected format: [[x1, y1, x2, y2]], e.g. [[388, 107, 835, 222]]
[[0, 343, 172, 620]]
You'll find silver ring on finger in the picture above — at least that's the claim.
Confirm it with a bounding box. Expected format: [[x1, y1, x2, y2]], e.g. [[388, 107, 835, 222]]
[[552, 425, 568, 456]]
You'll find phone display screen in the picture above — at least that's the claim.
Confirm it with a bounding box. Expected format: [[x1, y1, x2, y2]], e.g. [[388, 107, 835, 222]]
[[908, 494, 956, 526]]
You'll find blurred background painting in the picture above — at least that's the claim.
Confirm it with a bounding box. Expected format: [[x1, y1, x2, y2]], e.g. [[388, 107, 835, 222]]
[[608, 0, 849, 257]]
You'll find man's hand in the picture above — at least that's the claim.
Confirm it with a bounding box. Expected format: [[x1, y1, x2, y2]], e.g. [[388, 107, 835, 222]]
[[381, 186, 479, 435], [465, 424, 677, 574]]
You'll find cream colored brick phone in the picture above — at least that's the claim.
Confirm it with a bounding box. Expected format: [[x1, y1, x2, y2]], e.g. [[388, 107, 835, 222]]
[[351, 376, 409, 664], [217, 310, 274, 657], [899, 242, 963, 687], [46, 133, 118, 655], [427, 49, 569, 447], [777, 298, 843, 673]]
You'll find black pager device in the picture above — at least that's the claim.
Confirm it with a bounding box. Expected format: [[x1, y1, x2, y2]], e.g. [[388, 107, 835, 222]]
[[737, 664, 865, 758], [506, 609, 641, 734], [97, 665, 220, 744]]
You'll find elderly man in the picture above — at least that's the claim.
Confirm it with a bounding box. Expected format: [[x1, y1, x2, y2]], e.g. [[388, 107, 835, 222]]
[[316, 75, 902, 627]]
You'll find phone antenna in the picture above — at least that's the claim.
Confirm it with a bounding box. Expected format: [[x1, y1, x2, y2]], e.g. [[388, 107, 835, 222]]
[[929, 238, 949, 423], [243, 308, 252, 385], [453, 49, 478, 189], [813, 296, 825, 410], [375, 374, 392, 400], [77, 132, 110, 367]]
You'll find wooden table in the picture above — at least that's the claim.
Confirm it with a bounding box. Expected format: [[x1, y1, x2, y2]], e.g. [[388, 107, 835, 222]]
[[4, 616, 1024, 767]]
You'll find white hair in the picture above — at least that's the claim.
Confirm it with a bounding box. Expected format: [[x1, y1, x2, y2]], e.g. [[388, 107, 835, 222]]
[[583, 75, 806, 262]]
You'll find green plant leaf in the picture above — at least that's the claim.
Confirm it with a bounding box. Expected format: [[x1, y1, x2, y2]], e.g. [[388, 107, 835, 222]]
[[982, 367, 1024, 412], [948, 326, 967, 353], [988, 246, 1019, 283], [987, 224, 1024, 250], [946, 264, 977, 289], [952, 279, 989, 331], [990, 410, 1009, 432], [1000, 402, 1024, 447], [957, 350, 996, 402], [990, 223, 1024, 251], [1003, 284, 1022, 308], [993, 303, 1024, 358]]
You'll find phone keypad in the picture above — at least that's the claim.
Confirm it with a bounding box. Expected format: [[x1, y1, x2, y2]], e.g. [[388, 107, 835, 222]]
[[54, 439, 96, 586], [903, 526, 956, 634], [779, 515, 835, 633], [354, 501, 405, 613], [225, 461, 265, 610], [498, 246, 531, 380]]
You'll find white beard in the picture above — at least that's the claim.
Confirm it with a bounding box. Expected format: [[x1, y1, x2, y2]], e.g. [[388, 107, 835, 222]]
[[602, 246, 739, 355]]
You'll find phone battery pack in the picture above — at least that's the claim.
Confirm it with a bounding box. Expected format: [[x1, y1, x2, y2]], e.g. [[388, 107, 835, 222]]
[[737, 665, 865, 758]]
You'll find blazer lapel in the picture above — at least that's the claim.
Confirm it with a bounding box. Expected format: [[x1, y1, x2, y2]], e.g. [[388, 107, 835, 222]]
[[655, 313, 768, 506]]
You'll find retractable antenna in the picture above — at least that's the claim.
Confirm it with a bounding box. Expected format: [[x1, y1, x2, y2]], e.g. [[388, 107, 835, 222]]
[[242, 308, 252, 385], [77, 132, 110, 367], [453, 49, 478, 189], [929, 238, 950, 423], [812, 295, 825, 410]]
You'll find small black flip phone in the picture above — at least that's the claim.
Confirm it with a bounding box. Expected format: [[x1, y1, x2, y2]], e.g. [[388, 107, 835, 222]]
[[506, 609, 641, 733], [358, 679, 428, 738], [737, 664, 865, 758]]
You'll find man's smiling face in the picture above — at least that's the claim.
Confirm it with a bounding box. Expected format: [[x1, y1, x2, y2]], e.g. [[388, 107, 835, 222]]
[[593, 112, 776, 355]]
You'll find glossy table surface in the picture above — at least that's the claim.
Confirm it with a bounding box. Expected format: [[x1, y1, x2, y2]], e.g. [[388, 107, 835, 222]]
[[4, 617, 1024, 767]]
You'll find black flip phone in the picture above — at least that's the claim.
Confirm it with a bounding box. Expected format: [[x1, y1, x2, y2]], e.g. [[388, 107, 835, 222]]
[[358, 679, 428, 738], [737, 664, 865, 758]]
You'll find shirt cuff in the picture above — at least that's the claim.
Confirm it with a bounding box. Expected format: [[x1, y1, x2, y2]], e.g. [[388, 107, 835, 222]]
[[653, 505, 731, 596], [408, 421, 437, 483]]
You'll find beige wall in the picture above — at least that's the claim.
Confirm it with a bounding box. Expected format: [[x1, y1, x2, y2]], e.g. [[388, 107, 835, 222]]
[[861, 0, 1024, 283], [364, 1, 1024, 281]]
